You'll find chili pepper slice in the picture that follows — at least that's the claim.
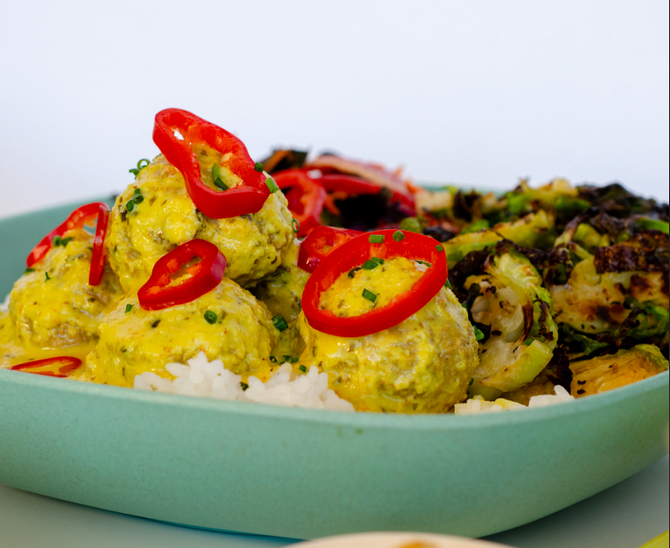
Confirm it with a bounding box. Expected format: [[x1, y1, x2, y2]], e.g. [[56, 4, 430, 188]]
[[11, 356, 83, 378], [297, 225, 363, 273], [317, 173, 416, 210], [26, 202, 111, 286], [138, 239, 226, 311], [153, 109, 269, 219], [89, 203, 110, 286], [307, 155, 417, 209], [301, 229, 447, 337], [273, 169, 327, 237]]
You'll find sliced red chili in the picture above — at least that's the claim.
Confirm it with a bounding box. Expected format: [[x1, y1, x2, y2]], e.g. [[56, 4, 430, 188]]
[[297, 226, 363, 273], [273, 170, 327, 237], [307, 155, 417, 210], [138, 239, 226, 311], [317, 173, 416, 209], [26, 202, 111, 286], [11, 356, 82, 378], [89, 203, 110, 286], [153, 109, 269, 219], [302, 229, 447, 337]]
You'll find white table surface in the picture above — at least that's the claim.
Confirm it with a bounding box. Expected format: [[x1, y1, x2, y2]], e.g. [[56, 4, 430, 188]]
[[0, 200, 667, 548]]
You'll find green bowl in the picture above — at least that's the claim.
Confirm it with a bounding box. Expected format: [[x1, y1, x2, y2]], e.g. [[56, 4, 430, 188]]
[[0, 201, 668, 540]]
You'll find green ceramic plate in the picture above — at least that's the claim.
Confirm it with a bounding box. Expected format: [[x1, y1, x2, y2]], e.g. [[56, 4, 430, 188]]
[[0, 200, 668, 540]]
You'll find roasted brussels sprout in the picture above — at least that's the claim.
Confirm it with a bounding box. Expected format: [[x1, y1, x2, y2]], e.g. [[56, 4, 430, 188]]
[[443, 210, 556, 268], [464, 250, 558, 394], [570, 344, 668, 397]]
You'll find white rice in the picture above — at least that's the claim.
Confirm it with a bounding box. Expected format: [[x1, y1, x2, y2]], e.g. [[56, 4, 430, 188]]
[[134, 352, 355, 411], [454, 385, 574, 415]]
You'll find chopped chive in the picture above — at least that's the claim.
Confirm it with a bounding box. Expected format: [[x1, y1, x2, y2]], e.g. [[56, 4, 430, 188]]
[[348, 267, 361, 278], [290, 357, 299, 364], [134, 187, 142, 195], [416, 260, 432, 267], [240, 382, 249, 391], [368, 234, 385, 244], [469, 378, 474, 386], [45, 272, 50, 281], [436, 244, 444, 252], [392, 230, 405, 242], [211, 163, 229, 191], [282, 355, 299, 364], [129, 159, 150, 179], [474, 326, 485, 341], [204, 310, 218, 324], [265, 176, 279, 193], [362, 288, 377, 302], [292, 218, 301, 234], [444, 279, 453, 289], [254, 162, 264, 172], [362, 260, 379, 270], [298, 365, 307, 373], [126, 199, 135, 212], [272, 314, 289, 332], [24, 268, 35, 275], [133, 195, 144, 204], [269, 355, 277, 363], [53, 236, 62, 246], [125, 304, 133, 314], [213, 178, 229, 191], [297, 299, 302, 310]]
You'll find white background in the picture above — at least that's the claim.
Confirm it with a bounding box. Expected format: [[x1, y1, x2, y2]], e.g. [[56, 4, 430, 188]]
[[0, 0, 668, 219]]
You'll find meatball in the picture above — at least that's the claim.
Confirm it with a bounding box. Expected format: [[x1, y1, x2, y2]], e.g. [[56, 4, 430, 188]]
[[250, 237, 310, 324], [297, 257, 479, 413], [105, 149, 295, 292], [86, 278, 279, 387], [9, 229, 123, 349]]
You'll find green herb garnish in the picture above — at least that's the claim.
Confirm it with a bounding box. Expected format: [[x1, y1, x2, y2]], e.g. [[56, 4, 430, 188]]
[[292, 218, 301, 234], [125, 304, 133, 314], [211, 163, 229, 191], [254, 162, 264, 172], [392, 230, 405, 242], [265, 176, 279, 193], [129, 158, 150, 178], [272, 315, 289, 332], [298, 365, 307, 373], [362, 257, 384, 270], [269, 355, 277, 363], [240, 382, 249, 391], [444, 279, 452, 289], [362, 288, 377, 302], [45, 272, 51, 281], [416, 260, 432, 267], [24, 268, 35, 275], [368, 234, 385, 244], [204, 311, 218, 324], [474, 326, 485, 341], [435, 244, 444, 252], [126, 200, 135, 212]]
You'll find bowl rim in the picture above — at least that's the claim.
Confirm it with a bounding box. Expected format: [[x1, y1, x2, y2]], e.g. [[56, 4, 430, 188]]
[[1, 366, 666, 430]]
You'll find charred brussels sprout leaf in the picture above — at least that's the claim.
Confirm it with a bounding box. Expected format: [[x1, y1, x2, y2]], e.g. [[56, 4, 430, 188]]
[[465, 250, 558, 393], [570, 344, 668, 397]]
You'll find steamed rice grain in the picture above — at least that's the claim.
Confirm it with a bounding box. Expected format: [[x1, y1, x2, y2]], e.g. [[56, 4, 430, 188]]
[[134, 352, 355, 411]]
